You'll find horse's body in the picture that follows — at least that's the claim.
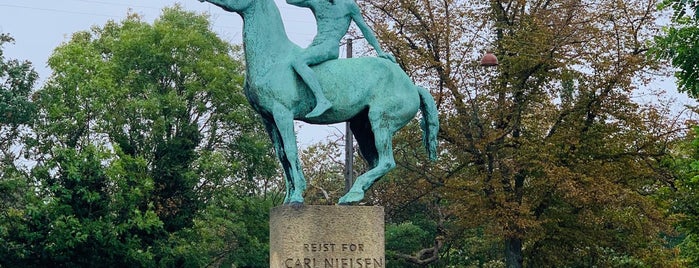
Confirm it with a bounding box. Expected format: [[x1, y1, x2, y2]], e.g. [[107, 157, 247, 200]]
[[202, 0, 439, 204]]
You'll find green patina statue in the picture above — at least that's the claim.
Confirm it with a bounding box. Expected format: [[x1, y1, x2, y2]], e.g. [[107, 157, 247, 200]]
[[199, 0, 438, 205], [286, 0, 396, 118]]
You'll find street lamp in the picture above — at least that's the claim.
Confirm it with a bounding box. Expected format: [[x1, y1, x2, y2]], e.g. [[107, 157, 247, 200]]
[[480, 51, 498, 66]]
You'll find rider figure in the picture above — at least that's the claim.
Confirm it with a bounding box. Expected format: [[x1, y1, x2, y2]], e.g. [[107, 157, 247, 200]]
[[287, 0, 396, 117]]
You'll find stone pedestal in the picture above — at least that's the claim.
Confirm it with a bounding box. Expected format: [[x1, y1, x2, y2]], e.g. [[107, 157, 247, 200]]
[[270, 205, 385, 268]]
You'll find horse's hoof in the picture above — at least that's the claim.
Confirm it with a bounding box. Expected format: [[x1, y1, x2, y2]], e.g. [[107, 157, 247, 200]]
[[338, 191, 364, 205]]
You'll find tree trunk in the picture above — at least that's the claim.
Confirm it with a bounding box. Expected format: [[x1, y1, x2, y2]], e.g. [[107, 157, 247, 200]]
[[505, 236, 523, 268]]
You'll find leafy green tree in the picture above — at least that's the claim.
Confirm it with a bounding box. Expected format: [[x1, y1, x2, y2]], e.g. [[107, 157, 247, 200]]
[[0, 33, 37, 207], [654, 0, 699, 97], [32, 3, 275, 229], [0, 33, 39, 266], [154, 192, 275, 267], [1, 146, 163, 267], [654, 1, 699, 265], [385, 222, 434, 267], [1, 6, 280, 266], [649, 126, 699, 268], [0, 33, 37, 162]]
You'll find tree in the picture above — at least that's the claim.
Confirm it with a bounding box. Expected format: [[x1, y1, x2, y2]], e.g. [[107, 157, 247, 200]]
[[1, 146, 165, 267], [0, 33, 37, 161], [0, 33, 39, 265], [1, 6, 280, 266], [654, 1, 699, 265], [33, 4, 276, 229], [659, 128, 699, 266], [360, 0, 684, 266], [298, 136, 367, 205], [654, 0, 699, 97], [0, 33, 37, 206]]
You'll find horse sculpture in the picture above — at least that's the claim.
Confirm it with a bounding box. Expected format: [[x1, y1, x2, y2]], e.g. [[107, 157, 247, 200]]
[[200, 0, 439, 204]]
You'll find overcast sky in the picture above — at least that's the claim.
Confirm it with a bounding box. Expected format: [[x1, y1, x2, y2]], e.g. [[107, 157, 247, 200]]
[[0, 0, 348, 146]]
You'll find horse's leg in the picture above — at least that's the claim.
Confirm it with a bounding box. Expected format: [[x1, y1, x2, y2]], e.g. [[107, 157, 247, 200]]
[[349, 114, 378, 168], [271, 108, 307, 204], [261, 116, 294, 204], [339, 116, 397, 204]]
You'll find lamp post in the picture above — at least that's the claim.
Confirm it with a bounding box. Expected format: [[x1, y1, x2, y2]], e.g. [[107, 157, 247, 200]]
[[344, 38, 354, 194]]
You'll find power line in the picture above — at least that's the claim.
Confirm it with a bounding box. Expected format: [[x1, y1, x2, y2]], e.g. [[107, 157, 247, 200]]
[[0, 3, 117, 18], [72, 0, 161, 10]]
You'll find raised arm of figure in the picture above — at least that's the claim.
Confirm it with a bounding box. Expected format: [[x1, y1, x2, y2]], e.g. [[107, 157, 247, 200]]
[[348, 2, 396, 63]]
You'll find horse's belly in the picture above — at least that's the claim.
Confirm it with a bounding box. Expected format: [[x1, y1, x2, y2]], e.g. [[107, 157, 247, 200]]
[[299, 104, 367, 124]]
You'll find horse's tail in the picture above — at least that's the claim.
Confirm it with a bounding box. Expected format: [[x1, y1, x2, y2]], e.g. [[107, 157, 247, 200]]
[[417, 86, 439, 161]]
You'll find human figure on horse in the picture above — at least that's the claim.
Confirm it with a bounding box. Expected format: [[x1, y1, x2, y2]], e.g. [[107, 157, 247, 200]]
[[286, 0, 396, 117]]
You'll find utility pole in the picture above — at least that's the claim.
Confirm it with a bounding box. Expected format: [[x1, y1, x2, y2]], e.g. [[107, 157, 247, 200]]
[[344, 38, 354, 194]]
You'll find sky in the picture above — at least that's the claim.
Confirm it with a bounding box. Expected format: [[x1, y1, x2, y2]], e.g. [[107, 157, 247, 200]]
[[0, 0, 346, 147]]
